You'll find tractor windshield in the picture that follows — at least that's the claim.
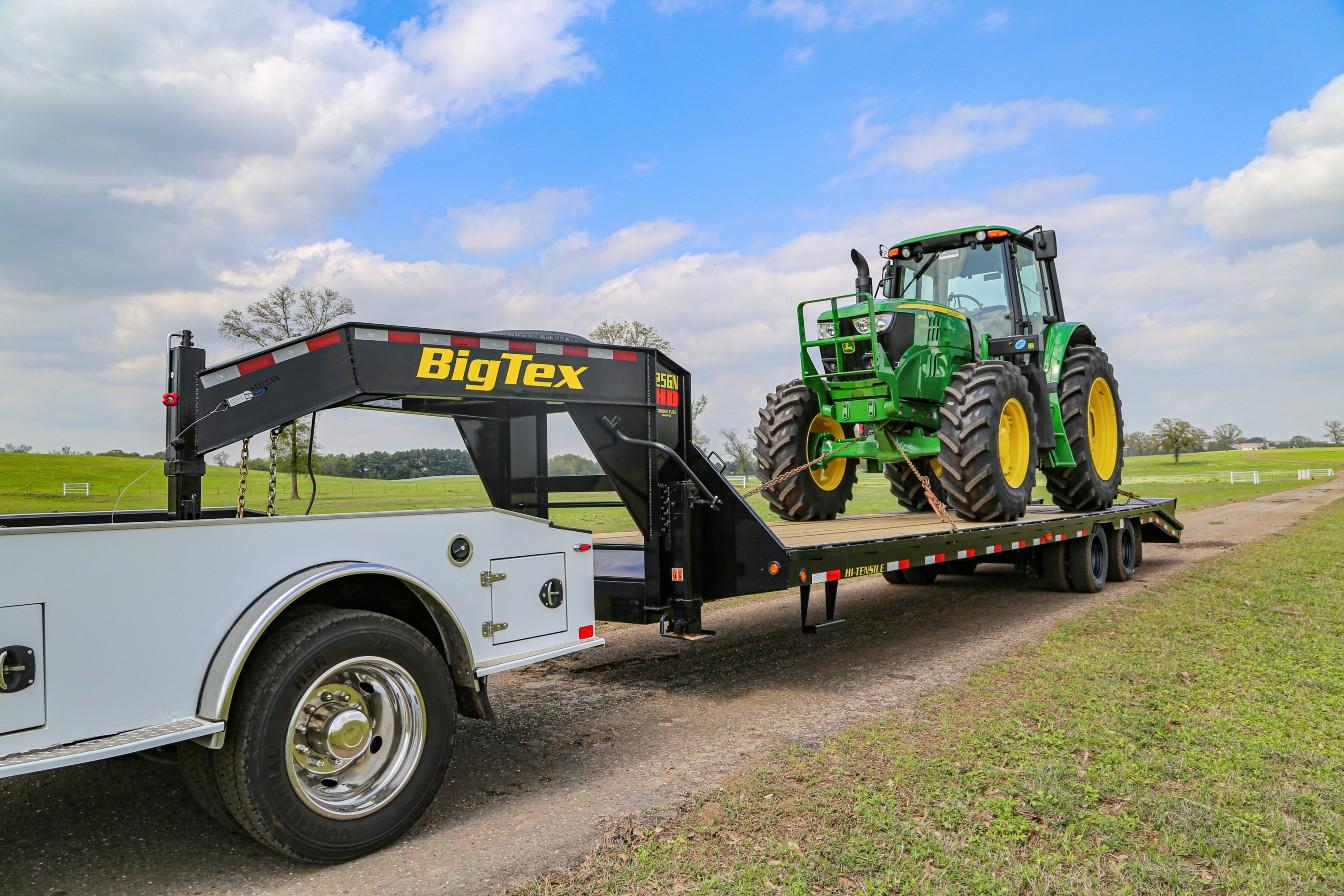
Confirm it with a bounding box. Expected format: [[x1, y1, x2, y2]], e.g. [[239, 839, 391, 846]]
[[886, 244, 1014, 338]]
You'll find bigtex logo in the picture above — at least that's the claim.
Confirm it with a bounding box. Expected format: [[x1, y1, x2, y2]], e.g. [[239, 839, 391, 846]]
[[415, 348, 588, 392]]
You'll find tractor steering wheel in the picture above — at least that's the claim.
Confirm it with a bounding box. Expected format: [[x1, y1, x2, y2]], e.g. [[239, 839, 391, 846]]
[[945, 292, 985, 312]]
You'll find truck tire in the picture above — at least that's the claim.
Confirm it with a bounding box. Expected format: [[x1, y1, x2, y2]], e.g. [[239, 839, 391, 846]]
[[1044, 345, 1124, 511], [1132, 519, 1144, 567], [883, 457, 946, 513], [1106, 521, 1138, 582], [1037, 543, 1070, 592], [938, 361, 1038, 522], [179, 742, 241, 832], [1067, 529, 1109, 593], [213, 607, 455, 863], [753, 380, 856, 521]]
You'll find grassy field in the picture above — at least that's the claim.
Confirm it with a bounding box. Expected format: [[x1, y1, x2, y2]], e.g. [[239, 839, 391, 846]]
[[0, 447, 1339, 532], [522, 498, 1344, 896]]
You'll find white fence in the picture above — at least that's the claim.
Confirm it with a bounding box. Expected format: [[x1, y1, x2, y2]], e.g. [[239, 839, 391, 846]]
[[61, 482, 91, 496], [1229, 468, 1335, 485]]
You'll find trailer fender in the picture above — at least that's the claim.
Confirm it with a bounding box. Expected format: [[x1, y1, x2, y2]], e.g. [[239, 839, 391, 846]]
[[196, 561, 481, 745]]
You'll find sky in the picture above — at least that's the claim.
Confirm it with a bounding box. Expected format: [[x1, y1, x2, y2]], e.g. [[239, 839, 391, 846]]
[[1, 0, 1342, 458]]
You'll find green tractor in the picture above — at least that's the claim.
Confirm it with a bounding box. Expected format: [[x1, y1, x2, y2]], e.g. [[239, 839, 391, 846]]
[[753, 225, 1123, 523]]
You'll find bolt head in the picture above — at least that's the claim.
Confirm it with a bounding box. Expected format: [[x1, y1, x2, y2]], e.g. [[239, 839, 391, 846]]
[[304, 703, 317, 713], [338, 692, 351, 702], [320, 691, 334, 702]]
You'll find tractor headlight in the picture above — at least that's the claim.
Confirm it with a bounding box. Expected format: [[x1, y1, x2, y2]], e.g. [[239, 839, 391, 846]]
[[817, 319, 835, 338], [853, 313, 894, 335]]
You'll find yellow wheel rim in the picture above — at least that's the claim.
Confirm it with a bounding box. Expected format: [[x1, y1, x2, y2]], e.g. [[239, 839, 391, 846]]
[[1087, 377, 1119, 480], [808, 414, 847, 491], [998, 398, 1030, 489], [929, 458, 943, 479]]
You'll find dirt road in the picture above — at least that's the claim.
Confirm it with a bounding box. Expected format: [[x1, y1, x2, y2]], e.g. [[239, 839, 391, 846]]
[[5, 479, 1341, 896]]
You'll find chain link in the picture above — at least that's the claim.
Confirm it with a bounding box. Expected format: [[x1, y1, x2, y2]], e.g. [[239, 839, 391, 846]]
[[1117, 487, 1154, 507], [892, 439, 957, 533], [742, 444, 845, 498], [235, 438, 250, 519], [267, 428, 280, 517]]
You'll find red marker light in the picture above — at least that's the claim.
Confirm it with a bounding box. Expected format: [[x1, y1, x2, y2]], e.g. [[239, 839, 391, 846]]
[[579, 624, 595, 640], [574, 543, 592, 552], [162, 392, 179, 407]]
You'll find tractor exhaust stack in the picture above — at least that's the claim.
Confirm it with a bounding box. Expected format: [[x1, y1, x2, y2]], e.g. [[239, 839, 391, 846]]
[[850, 249, 872, 300]]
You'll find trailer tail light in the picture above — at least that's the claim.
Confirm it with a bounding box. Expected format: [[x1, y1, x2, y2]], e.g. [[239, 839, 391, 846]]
[[579, 624, 595, 640], [768, 561, 781, 575], [573, 543, 592, 552]]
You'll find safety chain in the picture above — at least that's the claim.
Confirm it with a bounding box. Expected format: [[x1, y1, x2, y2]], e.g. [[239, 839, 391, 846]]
[[742, 444, 844, 498], [1117, 487, 1155, 507], [266, 428, 280, 517], [235, 438, 250, 519], [893, 439, 958, 533]]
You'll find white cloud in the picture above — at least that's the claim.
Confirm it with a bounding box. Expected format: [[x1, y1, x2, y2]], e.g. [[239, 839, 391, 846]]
[[748, 0, 924, 30], [632, 160, 658, 172], [855, 99, 1113, 172], [977, 9, 1010, 29], [107, 185, 177, 206], [1173, 74, 1344, 245], [449, 187, 592, 255], [787, 44, 815, 64]]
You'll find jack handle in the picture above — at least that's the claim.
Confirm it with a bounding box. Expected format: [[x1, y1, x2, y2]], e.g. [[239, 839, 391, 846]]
[[600, 416, 721, 510]]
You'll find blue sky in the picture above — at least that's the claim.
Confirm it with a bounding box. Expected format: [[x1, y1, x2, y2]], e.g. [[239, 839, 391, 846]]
[[0, 0, 1342, 454]]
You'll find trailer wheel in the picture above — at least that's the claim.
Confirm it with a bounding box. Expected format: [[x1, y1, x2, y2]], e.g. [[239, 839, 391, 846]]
[[1037, 543, 1071, 592], [1105, 522, 1138, 582], [179, 742, 241, 832], [1067, 530, 1109, 593], [884, 565, 937, 585], [1131, 520, 1144, 567], [213, 607, 455, 863]]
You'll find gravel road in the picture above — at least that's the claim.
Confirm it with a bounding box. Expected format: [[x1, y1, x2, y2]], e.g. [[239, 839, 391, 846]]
[[5, 479, 1341, 896]]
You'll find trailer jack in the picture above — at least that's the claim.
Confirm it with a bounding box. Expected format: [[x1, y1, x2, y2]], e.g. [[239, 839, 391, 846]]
[[659, 614, 715, 641], [799, 579, 843, 633]]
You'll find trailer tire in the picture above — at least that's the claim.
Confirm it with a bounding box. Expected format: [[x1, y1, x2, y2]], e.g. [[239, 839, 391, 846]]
[[179, 742, 241, 833], [213, 607, 455, 863], [1067, 530, 1109, 593], [1043, 345, 1124, 511], [883, 457, 946, 513], [753, 380, 856, 521], [1105, 522, 1138, 582], [1037, 543, 1071, 592], [1131, 520, 1144, 567], [938, 361, 1038, 522]]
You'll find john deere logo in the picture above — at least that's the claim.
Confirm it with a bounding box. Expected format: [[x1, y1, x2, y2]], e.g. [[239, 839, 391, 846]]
[[416, 348, 588, 392]]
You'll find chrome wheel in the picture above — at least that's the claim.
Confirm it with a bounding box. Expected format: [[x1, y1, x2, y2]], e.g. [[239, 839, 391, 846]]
[[286, 656, 426, 819]]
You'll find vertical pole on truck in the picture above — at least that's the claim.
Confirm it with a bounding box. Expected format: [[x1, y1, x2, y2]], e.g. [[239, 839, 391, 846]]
[[165, 330, 207, 519]]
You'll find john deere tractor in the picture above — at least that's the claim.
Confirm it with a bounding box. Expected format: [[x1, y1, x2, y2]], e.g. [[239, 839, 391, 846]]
[[753, 225, 1123, 523]]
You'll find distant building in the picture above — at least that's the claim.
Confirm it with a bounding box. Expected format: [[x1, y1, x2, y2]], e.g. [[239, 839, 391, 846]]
[[1234, 439, 1271, 450]]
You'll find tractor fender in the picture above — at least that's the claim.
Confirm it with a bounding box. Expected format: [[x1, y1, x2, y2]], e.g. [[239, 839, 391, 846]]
[[1041, 322, 1096, 385]]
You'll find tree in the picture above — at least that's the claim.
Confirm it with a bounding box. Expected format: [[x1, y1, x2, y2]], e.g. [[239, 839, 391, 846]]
[[1209, 423, 1244, 451], [589, 319, 673, 353], [3, 443, 32, 453], [1288, 435, 1312, 448], [1325, 420, 1344, 446], [1151, 417, 1207, 464], [720, 429, 755, 476], [549, 453, 601, 476], [213, 450, 231, 468], [691, 394, 710, 450], [219, 285, 355, 498]]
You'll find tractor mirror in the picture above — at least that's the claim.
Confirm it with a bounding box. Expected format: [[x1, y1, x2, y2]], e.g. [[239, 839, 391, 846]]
[[1032, 230, 1058, 261]]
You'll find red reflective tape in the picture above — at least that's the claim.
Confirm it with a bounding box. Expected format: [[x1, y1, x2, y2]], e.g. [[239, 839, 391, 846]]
[[579, 624, 595, 640], [306, 331, 342, 351], [1081, 529, 1088, 537], [897, 559, 910, 570], [451, 335, 479, 348], [965, 548, 976, 558], [388, 330, 420, 344], [933, 553, 945, 563], [237, 354, 275, 375], [825, 569, 842, 581], [613, 349, 638, 362], [563, 344, 589, 358], [994, 544, 1002, 553], [509, 340, 536, 352]]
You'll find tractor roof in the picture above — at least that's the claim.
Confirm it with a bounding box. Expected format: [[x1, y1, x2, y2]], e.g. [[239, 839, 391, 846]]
[[893, 225, 1022, 250]]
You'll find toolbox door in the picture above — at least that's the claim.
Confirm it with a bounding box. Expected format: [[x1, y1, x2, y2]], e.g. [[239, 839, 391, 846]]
[[488, 554, 568, 646], [0, 604, 45, 735]]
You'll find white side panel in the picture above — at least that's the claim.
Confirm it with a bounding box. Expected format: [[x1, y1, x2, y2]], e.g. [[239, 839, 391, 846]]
[[0, 509, 597, 761], [489, 553, 567, 645]]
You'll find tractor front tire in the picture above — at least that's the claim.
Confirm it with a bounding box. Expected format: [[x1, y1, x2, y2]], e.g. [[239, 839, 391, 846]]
[[883, 457, 946, 513], [938, 361, 1039, 522], [1044, 345, 1124, 511], [753, 380, 856, 521]]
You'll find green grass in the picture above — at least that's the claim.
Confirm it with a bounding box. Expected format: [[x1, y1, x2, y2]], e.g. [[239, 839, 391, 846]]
[[522, 499, 1344, 896], [1, 448, 1338, 531]]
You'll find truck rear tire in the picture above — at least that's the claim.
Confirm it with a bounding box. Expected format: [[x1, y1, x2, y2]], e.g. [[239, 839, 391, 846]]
[[1106, 521, 1138, 582], [883, 457, 946, 513], [753, 380, 856, 521], [1067, 529, 1109, 593], [179, 741, 241, 832], [212, 607, 456, 863], [1044, 345, 1124, 511], [938, 361, 1038, 522]]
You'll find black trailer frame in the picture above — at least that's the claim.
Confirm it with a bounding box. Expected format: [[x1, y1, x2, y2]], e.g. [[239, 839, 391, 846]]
[[157, 323, 1181, 638]]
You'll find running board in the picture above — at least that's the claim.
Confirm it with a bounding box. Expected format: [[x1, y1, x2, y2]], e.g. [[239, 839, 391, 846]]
[[0, 717, 225, 779]]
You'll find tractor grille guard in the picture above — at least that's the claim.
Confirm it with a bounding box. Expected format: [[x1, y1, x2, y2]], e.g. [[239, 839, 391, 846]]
[[797, 292, 898, 394]]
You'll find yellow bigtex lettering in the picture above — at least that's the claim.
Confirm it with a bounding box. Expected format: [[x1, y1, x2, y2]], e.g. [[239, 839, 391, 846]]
[[414, 347, 588, 391]]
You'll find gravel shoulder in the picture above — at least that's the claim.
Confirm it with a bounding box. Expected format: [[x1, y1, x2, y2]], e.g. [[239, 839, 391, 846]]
[[4, 479, 1341, 896]]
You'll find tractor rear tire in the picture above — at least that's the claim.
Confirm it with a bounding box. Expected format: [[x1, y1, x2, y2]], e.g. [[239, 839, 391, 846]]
[[938, 361, 1039, 522], [883, 458, 946, 513], [753, 380, 856, 521], [1044, 345, 1124, 511]]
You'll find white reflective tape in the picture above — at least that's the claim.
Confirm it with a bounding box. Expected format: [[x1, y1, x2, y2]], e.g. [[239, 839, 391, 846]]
[[421, 333, 454, 346], [957, 550, 970, 560], [353, 328, 388, 341], [534, 342, 564, 355], [923, 555, 937, 565], [200, 366, 240, 390], [587, 347, 614, 360], [272, 342, 309, 363], [480, 337, 510, 351]]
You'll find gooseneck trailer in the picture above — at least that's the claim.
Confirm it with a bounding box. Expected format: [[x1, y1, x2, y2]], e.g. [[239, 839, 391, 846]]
[[0, 322, 1180, 861]]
